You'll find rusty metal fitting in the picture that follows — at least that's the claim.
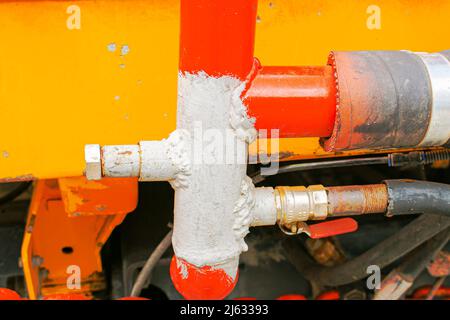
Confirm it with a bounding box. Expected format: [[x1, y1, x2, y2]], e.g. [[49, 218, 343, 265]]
[[327, 184, 388, 216], [275, 185, 328, 226]]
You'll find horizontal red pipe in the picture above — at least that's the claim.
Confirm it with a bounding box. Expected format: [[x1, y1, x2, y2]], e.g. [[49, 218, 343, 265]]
[[179, 0, 258, 79], [244, 65, 337, 138]]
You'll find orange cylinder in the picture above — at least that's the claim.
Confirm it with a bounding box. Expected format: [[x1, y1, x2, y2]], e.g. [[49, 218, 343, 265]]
[[244, 65, 337, 138]]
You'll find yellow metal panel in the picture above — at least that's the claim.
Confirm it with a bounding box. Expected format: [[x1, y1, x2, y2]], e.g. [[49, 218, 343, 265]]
[[0, 0, 179, 180], [1, 0, 449, 179]]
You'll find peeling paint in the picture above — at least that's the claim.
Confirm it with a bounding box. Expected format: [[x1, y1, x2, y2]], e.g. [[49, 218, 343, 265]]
[[120, 44, 130, 56], [173, 72, 254, 270], [107, 42, 116, 52], [0, 174, 34, 183]]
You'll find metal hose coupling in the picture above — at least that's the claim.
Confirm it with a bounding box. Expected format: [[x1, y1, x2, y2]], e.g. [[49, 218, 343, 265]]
[[274, 185, 328, 233]]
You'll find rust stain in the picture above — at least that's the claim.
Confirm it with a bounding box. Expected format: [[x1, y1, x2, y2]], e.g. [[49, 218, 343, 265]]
[[327, 184, 388, 216]]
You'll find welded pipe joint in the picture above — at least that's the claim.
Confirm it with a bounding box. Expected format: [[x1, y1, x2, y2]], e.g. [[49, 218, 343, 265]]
[[87, 130, 191, 188]]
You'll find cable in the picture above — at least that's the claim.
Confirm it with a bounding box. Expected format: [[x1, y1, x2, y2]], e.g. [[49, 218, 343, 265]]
[[130, 229, 173, 297], [252, 149, 450, 184], [0, 181, 32, 208], [253, 156, 387, 183]]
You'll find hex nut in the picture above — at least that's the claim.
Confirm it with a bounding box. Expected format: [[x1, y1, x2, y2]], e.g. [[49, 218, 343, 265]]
[[85, 144, 102, 180], [307, 185, 328, 220]]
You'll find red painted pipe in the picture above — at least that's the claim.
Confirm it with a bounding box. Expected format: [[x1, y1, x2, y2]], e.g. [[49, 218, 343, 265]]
[[244, 65, 337, 138], [179, 0, 258, 79], [172, 0, 258, 300], [0, 288, 22, 300]]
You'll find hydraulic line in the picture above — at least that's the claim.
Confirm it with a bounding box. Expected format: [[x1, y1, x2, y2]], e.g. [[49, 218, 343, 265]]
[[251, 180, 450, 232], [131, 230, 173, 297], [384, 180, 450, 218], [254, 157, 388, 181], [283, 213, 450, 287], [252, 149, 450, 184]]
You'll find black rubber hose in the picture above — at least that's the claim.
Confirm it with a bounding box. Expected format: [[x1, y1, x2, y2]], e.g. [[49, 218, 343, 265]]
[[283, 213, 450, 287], [384, 180, 450, 217]]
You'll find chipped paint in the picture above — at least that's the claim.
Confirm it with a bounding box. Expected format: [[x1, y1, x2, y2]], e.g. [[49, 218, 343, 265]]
[[120, 44, 130, 56], [58, 176, 137, 216], [106, 42, 116, 52], [0, 174, 34, 183]]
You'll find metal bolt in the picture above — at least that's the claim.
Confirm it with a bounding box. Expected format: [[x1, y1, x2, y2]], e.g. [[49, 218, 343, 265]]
[[85, 144, 102, 180], [31, 256, 44, 267]]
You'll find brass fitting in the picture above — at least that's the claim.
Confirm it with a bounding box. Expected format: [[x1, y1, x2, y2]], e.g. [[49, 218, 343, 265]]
[[275, 185, 328, 226]]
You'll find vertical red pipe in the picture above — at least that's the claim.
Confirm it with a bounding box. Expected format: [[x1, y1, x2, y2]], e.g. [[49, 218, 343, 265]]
[[179, 0, 258, 79], [171, 0, 258, 300]]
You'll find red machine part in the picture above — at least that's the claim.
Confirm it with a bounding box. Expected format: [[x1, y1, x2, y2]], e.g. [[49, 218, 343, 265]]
[[316, 290, 341, 300], [179, 0, 337, 140], [245, 66, 337, 138], [276, 294, 307, 300], [43, 293, 90, 300], [172, 0, 257, 300], [170, 256, 239, 300], [308, 218, 358, 239], [0, 288, 22, 300], [179, 0, 257, 80], [412, 286, 450, 300]]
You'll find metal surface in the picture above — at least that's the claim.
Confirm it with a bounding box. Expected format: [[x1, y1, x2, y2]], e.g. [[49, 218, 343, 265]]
[[21, 178, 136, 299], [327, 184, 388, 216], [102, 145, 140, 178], [1, 0, 450, 179], [84, 144, 102, 181], [245, 66, 336, 138], [324, 50, 432, 151], [416, 53, 450, 146], [170, 0, 258, 300], [58, 176, 138, 216], [275, 185, 328, 224]]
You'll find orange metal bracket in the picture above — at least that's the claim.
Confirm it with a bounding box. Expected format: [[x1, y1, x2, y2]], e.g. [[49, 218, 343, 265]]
[[21, 177, 137, 299]]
